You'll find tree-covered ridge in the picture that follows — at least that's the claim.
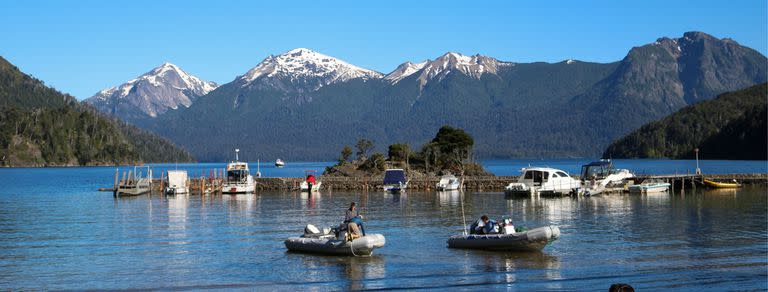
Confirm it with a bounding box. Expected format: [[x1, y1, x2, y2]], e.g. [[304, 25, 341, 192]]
[[0, 56, 194, 166], [603, 83, 767, 160]]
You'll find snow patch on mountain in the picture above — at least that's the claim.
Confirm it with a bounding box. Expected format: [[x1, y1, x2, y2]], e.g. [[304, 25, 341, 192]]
[[386, 52, 512, 87], [86, 63, 217, 118], [238, 48, 382, 91]]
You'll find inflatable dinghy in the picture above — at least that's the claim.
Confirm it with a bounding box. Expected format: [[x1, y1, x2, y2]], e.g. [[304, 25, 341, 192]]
[[447, 225, 560, 251], [285, 224, 386, 256]]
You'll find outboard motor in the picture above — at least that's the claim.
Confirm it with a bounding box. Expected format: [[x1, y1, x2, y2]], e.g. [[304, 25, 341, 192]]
[[304, 224, 321, 236]]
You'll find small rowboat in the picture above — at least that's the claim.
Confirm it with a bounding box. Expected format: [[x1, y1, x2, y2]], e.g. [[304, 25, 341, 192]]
[[628, 181, 670, 193], [447, 225, 560, 252], [703, 179, 741, 189]]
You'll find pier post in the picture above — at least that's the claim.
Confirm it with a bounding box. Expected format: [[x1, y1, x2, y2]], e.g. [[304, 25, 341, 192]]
[[113, 169, 119, 190]]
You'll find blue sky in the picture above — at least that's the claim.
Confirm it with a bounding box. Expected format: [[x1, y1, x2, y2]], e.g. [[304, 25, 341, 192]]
[[1, 0, 766, 99]]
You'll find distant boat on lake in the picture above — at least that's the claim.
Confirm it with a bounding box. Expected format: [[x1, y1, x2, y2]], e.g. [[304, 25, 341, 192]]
[[275, 159, 285, 167]]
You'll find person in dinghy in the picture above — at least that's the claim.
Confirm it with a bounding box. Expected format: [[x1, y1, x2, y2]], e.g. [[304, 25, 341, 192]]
[[343, 202, 365, 240], [469, 215, 517, 235]]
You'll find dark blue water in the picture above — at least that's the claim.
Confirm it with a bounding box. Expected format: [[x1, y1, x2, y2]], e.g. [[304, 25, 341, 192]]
[[0, 161, 766, 290]]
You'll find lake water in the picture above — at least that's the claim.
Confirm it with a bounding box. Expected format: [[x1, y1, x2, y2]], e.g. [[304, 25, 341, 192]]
[[0, 161, 766, 290]]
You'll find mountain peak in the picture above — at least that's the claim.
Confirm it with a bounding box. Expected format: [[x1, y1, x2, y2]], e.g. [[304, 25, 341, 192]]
[[385, 52, 511, 86], [238, 48, 383, 91], [85, 63, 217, 119]]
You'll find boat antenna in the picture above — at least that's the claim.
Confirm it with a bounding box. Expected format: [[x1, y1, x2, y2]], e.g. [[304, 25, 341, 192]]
[[235, 148, 240, 162]]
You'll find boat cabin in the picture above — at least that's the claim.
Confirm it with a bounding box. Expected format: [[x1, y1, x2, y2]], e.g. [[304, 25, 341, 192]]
[[226, 162, 250, 182], [580, 160, 614, 180]]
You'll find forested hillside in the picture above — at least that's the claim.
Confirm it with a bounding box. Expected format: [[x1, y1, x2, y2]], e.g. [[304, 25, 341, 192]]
[[0, 57, 194, 166], [603, 83, 767, 160]]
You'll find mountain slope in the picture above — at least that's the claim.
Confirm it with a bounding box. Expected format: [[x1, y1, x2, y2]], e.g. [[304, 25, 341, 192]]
[[137, 32, 766, 161], [603, 83, 767, 160], [0, 57, 194, 166], [85, 63, 216, 122]]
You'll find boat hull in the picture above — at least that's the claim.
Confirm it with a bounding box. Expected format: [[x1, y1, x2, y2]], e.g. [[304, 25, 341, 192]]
[[703, 179, 741, 188], [629, 183, 670, 193], [447, 226, 560, 251], [285, 234, 386, 256]]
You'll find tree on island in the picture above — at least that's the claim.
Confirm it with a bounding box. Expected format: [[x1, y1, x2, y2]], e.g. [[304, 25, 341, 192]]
[[338, 145, 353, 164], [355, 139, 374, 160], [324, 125, 489, 177], [388, 143, 411, 162]]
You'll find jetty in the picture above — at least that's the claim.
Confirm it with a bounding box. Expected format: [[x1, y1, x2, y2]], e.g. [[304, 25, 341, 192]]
[[101, 169, 766, 194]]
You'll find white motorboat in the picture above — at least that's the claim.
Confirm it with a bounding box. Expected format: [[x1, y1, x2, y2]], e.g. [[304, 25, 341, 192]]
[[164, 170, 189, 195], [505, 167, 580, 197], [275, 159, 285, 167], [436, 174, 461, 191], [383, 169, 408, 192], [285, 224, 386, 256], [579, 160, 634, 196], [628, 180, 671, 193], [221, 149, 255, 194], [115, 166, 152, 197], [300, 170, 321, 192], [447, 225, 561, 251]]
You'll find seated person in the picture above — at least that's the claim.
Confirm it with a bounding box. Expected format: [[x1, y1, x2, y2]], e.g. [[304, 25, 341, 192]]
[[470, 215, 499, 234], [344, 202, 365, 238]]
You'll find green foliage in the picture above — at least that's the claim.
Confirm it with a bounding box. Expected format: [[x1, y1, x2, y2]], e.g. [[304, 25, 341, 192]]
[[339, 145, 352, 164], [387, 143, 410, 162], [604, 83, 767, 160], [355, 138, 374, 160], [360, 152, 386, 172], [0, 56, 194, 166]]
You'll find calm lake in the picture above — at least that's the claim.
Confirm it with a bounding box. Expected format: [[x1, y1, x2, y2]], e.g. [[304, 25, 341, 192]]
[[0, 160, 766, 290]]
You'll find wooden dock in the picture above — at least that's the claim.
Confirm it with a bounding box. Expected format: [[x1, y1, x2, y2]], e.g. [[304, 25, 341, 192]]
[[101, 172, 766, 194]]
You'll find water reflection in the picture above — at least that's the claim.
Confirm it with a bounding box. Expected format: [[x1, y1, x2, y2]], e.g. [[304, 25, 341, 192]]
[[436, 190, 461, 207], [293, 254, 386, 290]]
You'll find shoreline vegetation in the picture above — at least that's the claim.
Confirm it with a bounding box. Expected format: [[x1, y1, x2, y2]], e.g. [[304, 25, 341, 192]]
[[0, 57, 194, 167], [323, 125, 491, 179]]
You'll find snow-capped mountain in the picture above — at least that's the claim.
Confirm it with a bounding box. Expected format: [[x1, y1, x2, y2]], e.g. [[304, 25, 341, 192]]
[[236, 48, 383, 92], [385, 52, 512, 87], [85, 62, 217, 120]]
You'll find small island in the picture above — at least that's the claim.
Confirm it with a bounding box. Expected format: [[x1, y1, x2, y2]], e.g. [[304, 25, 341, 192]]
[[324, 125, 491, 179]]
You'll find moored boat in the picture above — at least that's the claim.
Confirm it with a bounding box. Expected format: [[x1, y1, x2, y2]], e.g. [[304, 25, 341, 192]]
[[275, 159, 285, 167], [447, 225, 561, 251], [703, 178, 741, 188], [115, 166, 152, 197], [221, 149, 255, 194], [628, 180, 670, 193], [505, 167, 580, 197], [579, 160, 634, 196], [284, 224, 386, 256], [164, 170, 189, 195], [383, 169, 408, 192], [300, 170, 321, 192], [436, 174, 461, 191]]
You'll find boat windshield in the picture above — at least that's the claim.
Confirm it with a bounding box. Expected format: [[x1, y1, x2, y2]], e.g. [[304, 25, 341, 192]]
[[581, 165, 609, 180], [227, 169, 249, 181]]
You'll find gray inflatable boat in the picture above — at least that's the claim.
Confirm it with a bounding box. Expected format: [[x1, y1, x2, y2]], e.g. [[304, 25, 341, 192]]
[[284, 225, 386, 256], [447, 225, 560, 251]]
